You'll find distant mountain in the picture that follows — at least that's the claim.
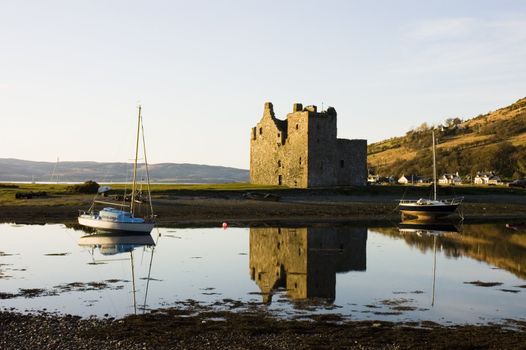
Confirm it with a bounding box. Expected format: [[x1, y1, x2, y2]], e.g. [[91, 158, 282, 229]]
[[0, 158, 249, 183], [368, 97, 526, 179]]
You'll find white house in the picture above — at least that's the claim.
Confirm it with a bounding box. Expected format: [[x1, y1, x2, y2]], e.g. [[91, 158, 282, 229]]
[[398, 174, 423, 184], [438, 172, 462, 185], [474, 172, 502, 185]]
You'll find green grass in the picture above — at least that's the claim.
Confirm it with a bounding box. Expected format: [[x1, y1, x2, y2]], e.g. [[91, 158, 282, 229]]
[[110, 182, 284, 192], [0, 182, 524, 206]]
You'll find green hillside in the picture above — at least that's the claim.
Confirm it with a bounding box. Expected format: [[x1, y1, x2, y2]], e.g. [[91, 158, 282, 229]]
[[368, 97, 526, 180]]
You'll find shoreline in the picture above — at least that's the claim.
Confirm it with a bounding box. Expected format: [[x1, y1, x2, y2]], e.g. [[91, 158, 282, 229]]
[[1, 193, 526, 227], [1, 307, 525, 350], [2, 189, 526, 349]]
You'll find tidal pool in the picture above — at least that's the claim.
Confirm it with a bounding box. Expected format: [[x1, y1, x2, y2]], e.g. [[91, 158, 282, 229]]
[[0, 222, 525, 324]]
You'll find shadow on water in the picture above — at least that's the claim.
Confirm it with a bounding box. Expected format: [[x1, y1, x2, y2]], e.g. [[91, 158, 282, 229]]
[[1, 221, 525, 322], [375, 222, 526, 280], [249, 227, 367, 304], [78, 232, 157, 314], [247, 221, 526, 310]]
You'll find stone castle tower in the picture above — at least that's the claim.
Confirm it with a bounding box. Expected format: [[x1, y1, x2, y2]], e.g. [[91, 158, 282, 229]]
[[250, 102, 367, 188]]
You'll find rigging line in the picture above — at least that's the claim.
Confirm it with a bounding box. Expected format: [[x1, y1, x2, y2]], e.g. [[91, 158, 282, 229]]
[[141, 115, 155, 218], [130, 105, 142, 215]]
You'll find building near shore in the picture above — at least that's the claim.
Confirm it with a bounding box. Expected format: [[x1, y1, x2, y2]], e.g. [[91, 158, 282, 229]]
[[250, 102, 367, 188]]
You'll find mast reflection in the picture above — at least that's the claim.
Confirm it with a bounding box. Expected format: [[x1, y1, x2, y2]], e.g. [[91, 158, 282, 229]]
[[78, 233, 156, 314]]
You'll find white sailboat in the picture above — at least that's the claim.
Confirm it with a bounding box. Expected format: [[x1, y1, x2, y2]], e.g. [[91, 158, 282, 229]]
[[78, 106, 155, 234], [399, 130, 463, 220]]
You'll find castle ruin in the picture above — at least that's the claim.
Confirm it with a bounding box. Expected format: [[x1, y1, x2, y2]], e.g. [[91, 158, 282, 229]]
[[250, 102, 367, 188]]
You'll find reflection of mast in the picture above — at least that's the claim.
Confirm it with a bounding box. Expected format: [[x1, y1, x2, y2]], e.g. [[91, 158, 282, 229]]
[[77, 233, 155, 315], [432, 235, 437, 307], [130, 250, 137, 315], [397, 221, 461, 307], [142, 230, 161, 313]]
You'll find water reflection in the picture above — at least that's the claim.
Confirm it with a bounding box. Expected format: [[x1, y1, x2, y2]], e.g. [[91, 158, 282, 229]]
[[77, 233, 156, 314], [398, 221, 460, 307], [249, 227, 367, 303], [1, 223, 525, 322], [377, 222, 526, 279]]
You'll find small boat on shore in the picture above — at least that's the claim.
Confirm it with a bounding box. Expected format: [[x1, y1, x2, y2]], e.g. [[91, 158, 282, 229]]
[[78, 106, 155, 234], [399, 130, 463, 220]]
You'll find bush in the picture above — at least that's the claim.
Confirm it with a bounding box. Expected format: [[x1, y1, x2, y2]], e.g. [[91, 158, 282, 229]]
[[68, 181, 100, 194]]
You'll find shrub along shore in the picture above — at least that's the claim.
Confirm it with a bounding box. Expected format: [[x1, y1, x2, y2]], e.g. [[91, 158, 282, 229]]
[[0, 182, 525, 226]]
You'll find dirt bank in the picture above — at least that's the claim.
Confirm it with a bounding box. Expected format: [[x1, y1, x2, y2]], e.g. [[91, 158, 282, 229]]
[[1, 192, 526, 226]]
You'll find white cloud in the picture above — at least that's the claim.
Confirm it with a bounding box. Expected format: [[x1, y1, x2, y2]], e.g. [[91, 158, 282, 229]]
[[390, 16, 526, 76], [404, 17, 476, 41]]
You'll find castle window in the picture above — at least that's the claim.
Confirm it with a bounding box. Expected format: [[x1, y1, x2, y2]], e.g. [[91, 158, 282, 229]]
[[277, 160, 281, 167], [295, 124, 299, 130], [299, 157, 302, 165], [259, 127, 263, 135], [277, 133, 280, 138], [340, 160, 344, 168]]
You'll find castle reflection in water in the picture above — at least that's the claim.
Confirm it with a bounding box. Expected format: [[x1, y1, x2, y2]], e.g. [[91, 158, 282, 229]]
[[249, 227, 367, 303]]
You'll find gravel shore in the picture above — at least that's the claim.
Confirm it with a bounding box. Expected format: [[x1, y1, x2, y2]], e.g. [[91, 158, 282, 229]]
[[2, 308, 526, 350]]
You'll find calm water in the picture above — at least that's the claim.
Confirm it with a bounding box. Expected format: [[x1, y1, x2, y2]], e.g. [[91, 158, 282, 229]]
[[0, 223, 525, 324]]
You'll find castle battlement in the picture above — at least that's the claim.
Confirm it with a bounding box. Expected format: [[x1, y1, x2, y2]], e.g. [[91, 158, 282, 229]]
[[250, 102, 367, 188]]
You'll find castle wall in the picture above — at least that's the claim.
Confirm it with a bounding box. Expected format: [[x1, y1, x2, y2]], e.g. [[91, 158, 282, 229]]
[[250, 102, 367, 188], [307, 108, 338, 187], [250, 102, 289, 186], [282, 109, 309, 187], [336, 139, 368, 186]]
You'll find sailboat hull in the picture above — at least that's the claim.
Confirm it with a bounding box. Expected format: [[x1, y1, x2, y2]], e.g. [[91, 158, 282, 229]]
[[399, 203, 460, 220], [78, 216, 154, 233]]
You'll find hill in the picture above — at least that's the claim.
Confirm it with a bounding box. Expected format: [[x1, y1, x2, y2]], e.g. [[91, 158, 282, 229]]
[[368, 97, 526, 180], [0, 158, 249, 184]]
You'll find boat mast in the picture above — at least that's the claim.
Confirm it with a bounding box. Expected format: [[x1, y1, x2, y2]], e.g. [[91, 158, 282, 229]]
[[131, 105, 142, 215], [432, 130, 437, 201]]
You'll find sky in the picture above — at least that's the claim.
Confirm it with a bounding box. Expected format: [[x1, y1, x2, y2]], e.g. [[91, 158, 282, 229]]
[[1, 0, 526, 169]]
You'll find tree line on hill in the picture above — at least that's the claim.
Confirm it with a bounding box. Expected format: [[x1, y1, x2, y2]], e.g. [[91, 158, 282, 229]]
[[368, 98, 526, 180]]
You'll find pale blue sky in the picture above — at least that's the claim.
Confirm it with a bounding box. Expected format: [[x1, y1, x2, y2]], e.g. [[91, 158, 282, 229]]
[[1, 0, 525, 169]]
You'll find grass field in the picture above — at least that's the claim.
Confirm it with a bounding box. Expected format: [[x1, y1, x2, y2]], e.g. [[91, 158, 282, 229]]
[[0, 181, 524, 206]]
